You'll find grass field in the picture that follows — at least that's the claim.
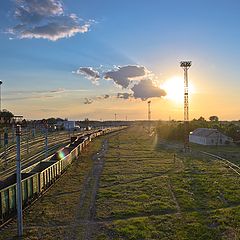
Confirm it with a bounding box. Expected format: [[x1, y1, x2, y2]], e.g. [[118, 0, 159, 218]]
[[94, 125, 240, 240], [1, 125, 240, 239]]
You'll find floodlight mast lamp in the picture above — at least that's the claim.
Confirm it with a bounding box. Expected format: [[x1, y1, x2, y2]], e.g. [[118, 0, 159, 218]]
[[180, 61, 192, 152], [148, 101, 151, 122], [147, 101, 152, 134]]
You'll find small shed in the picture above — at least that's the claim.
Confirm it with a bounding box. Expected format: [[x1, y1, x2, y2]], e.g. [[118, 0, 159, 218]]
[[189, 128, 232, 145]]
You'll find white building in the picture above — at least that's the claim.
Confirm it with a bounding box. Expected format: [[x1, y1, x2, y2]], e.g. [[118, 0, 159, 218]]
[[189, 128, 232, 145], [63, 121, 76, 130]]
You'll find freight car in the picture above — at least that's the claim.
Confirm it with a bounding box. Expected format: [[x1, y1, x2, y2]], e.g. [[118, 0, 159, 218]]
[[0, 127, 125, 225]]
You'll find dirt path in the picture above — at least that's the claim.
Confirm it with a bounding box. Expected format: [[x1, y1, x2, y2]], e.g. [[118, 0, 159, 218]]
[[73, 138, 109, 240]]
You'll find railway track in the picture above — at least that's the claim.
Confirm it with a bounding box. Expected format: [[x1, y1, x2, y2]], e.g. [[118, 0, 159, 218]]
[[0, 130, 96, 180], [0, 139, 69, 180], [3, 134, 70, 161], [0, 131, 71, 156], [200, 151, 240, 176], [0, 131, 75, 171]]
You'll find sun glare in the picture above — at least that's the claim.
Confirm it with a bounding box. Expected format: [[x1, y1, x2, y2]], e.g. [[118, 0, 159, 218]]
[[58, 151, 65, 159], [161, 76, 195, 103]]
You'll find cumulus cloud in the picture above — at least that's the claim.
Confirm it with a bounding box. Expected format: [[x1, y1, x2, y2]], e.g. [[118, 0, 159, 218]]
[[8, 0, 93, 41], [103, 94, 110, 99], [74, 67, 100, 85], [117, 93, 133, 99], [131, 79, 166, 100], [104, 65, 146, 88], [84, 98, 93, 104], [72, 64, 167, 102], [15, 0, 64, 23]]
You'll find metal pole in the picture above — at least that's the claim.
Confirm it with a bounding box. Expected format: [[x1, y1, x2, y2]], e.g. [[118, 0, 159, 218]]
[[26, 128, 29, 154], [12, 124, 15, 143], [45, 126, 48, 158], [148, 101, 151, 133], [0, 80, 2, 112], [4, 128, 8, 163], [16, 125, 23, 237], [0, 81, 2, 148]]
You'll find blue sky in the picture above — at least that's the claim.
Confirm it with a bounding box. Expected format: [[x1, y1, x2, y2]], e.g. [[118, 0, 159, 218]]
[[0, 0, 239, 120]]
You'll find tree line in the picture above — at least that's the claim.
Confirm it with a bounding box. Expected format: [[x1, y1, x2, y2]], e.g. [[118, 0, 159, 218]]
[[156, 116, 240, 144]]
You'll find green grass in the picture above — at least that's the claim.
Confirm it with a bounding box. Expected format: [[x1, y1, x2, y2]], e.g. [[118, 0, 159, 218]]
[[2, 126, 240, 239], [94, 125, 240, 239]]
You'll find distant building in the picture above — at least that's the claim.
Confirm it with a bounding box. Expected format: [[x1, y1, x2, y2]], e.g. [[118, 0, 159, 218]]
[[189, 128, 232, 145], [63, 121, 76, 130]]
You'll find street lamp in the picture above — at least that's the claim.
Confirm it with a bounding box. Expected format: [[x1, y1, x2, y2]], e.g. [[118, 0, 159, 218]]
[[0, 80, 2, 112], [16, 125, 23, 236]]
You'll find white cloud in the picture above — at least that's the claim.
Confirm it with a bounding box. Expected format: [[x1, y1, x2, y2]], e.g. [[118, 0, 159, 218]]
[[117, 92, 133, 99], [104, 65, 147, 88], [103, 94, 110, 99], [84, 98, 93, 104], [74, 67, 100, 85], [72, 64, 167, 102], [8, 0, 93, 41], [131, 79, 166, 100]]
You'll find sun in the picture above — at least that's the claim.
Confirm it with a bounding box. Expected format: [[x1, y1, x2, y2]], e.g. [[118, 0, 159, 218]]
[[160, 76, 195, 103]]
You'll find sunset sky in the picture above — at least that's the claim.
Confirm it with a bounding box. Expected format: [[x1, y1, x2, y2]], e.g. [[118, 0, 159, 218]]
[[0, 0, 239, 121]]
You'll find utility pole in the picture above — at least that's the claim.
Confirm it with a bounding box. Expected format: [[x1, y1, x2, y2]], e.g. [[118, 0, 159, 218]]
[[12, 123, 15, 143], [148, 101, 151, 133], [26, 127, 29, 154], [0, 81, 2, 148], [16, 125, 23, 237], [180, 61, 192, 152], [114, 113, 117, 127], [44, 122, 48, 158], [4, 127, 8, 163]]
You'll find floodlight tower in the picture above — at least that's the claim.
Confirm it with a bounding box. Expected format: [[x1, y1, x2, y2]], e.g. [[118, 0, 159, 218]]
[[148, 101, 151, 133], [180, 61, 192, 152]]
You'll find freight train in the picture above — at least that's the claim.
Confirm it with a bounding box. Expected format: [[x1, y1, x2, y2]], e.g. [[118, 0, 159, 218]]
[[0, 127, 124, 225]]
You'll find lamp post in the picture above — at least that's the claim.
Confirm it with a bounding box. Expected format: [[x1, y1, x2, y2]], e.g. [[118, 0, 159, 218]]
[[0, 81, 2, 148], [44, 123, 48, 158], [148, 101, 151, 133], [16, 125, 23, 237], [0, 80, 2, 112]]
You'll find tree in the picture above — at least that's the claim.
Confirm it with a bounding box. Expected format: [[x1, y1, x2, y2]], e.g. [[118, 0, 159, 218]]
[[198, 116, 206, 122], [209, 116, 219, 122], [0, 109, 14, 125]]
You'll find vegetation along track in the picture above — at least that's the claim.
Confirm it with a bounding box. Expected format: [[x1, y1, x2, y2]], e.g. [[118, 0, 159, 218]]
[[200, 151, 240, 176]]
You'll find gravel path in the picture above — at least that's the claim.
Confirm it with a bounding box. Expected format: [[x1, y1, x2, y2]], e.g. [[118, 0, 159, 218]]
[[74, 138, 109, 240]]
